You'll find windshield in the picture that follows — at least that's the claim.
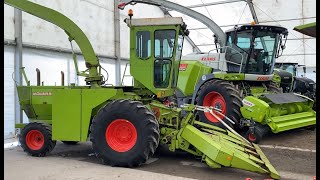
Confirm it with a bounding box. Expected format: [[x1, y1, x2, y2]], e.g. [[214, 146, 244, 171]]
[[226, 30, 280, 75], [154, 30, 176, 88], [275, 64, 296, 75]]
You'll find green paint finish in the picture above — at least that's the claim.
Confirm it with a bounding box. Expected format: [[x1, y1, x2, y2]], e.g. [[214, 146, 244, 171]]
[[51, 88, 122, 141], [180, 125, 221, 160], [15, 123, 27, 128], [240, 96, 269, 123], [179, 124, 276, 175], [52, 89, 82, 141], [272, 72, 282, 85], [253, 144, 281, 179], [212, 73, 246, 81], [241, 96, 316, 133], [80, 88, 119, 141], [130, 25, 182, 98], [268, 111, 316, 133], [250, 86, 269, 96], [204, 157, 222, 168], [177, 61, 212, 96]]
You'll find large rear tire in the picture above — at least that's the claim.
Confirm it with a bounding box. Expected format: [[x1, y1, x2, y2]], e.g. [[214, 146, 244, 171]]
[[195, 79, 242, 129], [19, 122, 56, 157], [90, 99, 160, 167]]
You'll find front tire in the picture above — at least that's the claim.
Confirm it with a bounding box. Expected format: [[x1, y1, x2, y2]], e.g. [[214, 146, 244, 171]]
[[195, 79, 242, 129], [19, 122, 56, 157], [268, 81, 283, 93], [90, 99, 160, 167]]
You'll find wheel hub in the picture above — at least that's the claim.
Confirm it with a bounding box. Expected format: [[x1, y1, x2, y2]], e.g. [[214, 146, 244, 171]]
[[203, 92, 227, 123], [106, 119, 137, 152], [26, 130, 44, 150], [248, 133, 257, 142]]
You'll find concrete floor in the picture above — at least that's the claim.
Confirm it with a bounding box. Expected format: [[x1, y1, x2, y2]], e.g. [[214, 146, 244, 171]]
[[4, 128, 316, 180]]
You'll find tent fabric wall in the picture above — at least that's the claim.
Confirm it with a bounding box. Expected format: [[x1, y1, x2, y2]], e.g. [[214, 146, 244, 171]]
[[4, 46, 15, 139]]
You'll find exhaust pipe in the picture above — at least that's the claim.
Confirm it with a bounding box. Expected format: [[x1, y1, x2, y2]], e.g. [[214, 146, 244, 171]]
[[61, 71, 65, 86], [36, 68, 40, 86]]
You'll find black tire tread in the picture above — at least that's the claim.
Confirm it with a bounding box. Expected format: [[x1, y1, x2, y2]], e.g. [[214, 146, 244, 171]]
[[195, 79, 242, 129], [90, 99, 159, 167], [19, 122, 56, 157]]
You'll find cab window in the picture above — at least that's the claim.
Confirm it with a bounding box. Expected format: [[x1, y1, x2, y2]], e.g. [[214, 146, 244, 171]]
[[136, 31, 151, 59]]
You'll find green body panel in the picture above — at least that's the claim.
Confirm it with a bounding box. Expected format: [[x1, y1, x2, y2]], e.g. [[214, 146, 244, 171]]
[[211, 72, 246, 81], [177, 60, 249, 96], [272, 72, 282, 86], [52, 89, 82, 141], [17, 85, 136, 141], [79, 88, 120, 141], [177, 61, 212, 96], [293, 22, 316, 37], [241, 96, 316, 133]]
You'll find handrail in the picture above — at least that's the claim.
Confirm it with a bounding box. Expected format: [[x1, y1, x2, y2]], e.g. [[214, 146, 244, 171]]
[[206, 46, 245, 74]]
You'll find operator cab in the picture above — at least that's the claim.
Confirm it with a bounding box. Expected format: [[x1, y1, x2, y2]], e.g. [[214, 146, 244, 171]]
[[225, 24, 288, 75], [274, 62, 299, 76], [125, 15, 189, 97]]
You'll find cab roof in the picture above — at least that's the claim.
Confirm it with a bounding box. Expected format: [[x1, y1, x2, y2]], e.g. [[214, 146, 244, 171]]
[[225, 24, 288, 35], [125, 17, 184, 27]]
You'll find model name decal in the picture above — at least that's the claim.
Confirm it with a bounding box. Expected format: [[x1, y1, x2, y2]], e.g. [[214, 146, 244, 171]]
[[242, 99, 255, 107], [257, 76, 269, 81], [32, 92, 52, 96], [201, 57, 216, 61]]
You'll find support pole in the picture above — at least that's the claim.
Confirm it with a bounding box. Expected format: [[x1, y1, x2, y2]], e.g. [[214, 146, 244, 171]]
[[247, 0, 259, 23], [14, 9, 23, 124], [114, 0, 121, 86]]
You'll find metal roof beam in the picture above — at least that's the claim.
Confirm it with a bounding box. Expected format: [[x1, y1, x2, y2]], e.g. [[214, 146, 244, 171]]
[[185, 0, 244, 8], [188, 16, 317, 30], [159, 7, 201, 53], [247, 0, 259, 23]]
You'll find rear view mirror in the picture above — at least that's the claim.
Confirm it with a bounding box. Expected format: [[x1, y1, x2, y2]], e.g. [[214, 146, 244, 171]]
[[303, 66, 306, 74]]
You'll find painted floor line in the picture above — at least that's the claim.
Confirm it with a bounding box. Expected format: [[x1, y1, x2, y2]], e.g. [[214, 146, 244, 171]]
[[260, 144, 316, 153], [279, 171, 316, 180]]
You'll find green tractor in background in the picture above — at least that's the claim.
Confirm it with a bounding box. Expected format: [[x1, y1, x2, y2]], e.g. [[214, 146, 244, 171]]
[[273, 62, 316, 111], [118, 0, 316, 144], [6, 0, 285, 179], [175, 25, 316, 143], [273, 22, 316, 111]]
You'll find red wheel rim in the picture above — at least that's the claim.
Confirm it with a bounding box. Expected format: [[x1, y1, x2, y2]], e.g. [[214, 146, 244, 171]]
[[105, 119, 137, 152], [26, 130, 44, 150], [248, 133, 256, 142], [203, 92, 226, 123]]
